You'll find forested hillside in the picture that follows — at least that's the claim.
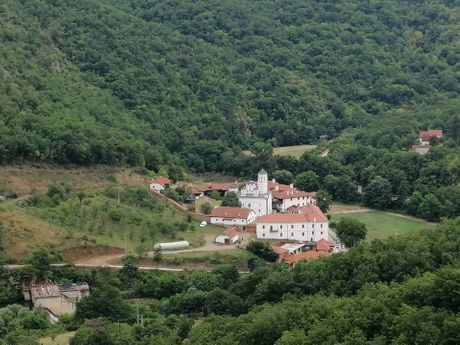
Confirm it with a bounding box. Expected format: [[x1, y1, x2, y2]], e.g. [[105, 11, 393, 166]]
[[1, 0, 459, 170]]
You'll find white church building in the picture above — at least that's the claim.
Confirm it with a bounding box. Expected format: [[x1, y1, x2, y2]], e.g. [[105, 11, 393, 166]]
[[236, 169, 273, 217]]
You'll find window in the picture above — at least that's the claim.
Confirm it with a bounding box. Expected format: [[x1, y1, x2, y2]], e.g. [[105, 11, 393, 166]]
[[291, 225, 294, 229], [302, 224, 305, 229], [248, 203, 251, 207], [312, 223, 315, 228], [311, 237, 313, 241], [291, 232, 294, 237], [263, 233, 265, 237], [262, 225, 265, 229], [312, 231, 314, 235], [321, 231, 323, 235], [320, 224, 323, 228], [280, 233, 282, 237], [280, 225, 283, 229], [270, 225, 273, 231], [302, 232, 305, 236]]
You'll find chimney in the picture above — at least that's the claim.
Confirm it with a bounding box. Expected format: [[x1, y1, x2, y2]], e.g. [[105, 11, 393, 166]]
[[289, 183, 294, 188]]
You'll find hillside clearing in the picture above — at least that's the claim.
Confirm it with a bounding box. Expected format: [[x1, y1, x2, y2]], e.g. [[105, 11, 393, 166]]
[[330, 210, 435, 241], [39, 332, 75, 345]]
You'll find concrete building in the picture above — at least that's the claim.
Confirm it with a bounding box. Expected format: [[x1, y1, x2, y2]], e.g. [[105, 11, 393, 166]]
[[256, 204, 329, 242], [149, 176, 172, 191], [23, 282, 90, 317], [209, 207, 256, 228], [215, 227, 239, 244]]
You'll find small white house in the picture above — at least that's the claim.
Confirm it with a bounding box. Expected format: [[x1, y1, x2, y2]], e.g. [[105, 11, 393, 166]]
[[149, 177, 172, 191], [215, 228, 239, 244], [209, 207, 256, 228]]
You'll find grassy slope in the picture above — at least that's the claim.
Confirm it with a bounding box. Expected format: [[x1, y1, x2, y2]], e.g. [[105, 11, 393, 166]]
[[39, 332, 75, 345], [330, 210, 435, 241], [0, 165, 225, 261]]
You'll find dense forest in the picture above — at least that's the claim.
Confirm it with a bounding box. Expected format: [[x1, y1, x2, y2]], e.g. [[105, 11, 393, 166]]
[[1, 218, 459, 344], [1, 0, 458, 166]]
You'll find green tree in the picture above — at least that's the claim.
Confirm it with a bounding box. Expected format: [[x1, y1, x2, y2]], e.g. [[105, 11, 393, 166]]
[[75, 286, 132, 322], [246, 241, 278, 262], [272, 170, 294, 185], [294, 171, 319, 192], [200, 202, 213, 215], [209, 190, 221, 200], [221, 192, 241, 207], [362, 176, 393, 209], [335, 217, 367, 247], [316, 190, 332, 213], [417, 194, 442, 221]]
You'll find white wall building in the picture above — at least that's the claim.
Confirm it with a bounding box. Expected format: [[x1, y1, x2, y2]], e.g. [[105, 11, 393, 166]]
[[209, 207, 256, 227], [149, 177, 172, 191], [215, 228, 239, 245], [256, 205, 329, 242], [237, 169, 273, 217]]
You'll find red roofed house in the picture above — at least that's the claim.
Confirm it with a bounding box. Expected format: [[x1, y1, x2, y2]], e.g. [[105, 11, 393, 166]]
[[195, 182, 239, 198], [283, 250, 330, 266], [210, 207, 256, 227], [150, 177, 172, 191], [256, 204, 329, 242], [419, 129, 443, 145], [268, 180, 316, 212], [215, 227, 240, 244], [315, 238, 334, 252]]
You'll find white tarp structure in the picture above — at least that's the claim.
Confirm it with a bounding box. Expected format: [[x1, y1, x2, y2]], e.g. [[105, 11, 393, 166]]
[[154, 241, 189, 250]]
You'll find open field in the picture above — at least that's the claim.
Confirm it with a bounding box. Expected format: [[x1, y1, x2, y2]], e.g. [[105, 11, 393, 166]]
[[330, 210, 435, 241], [0, 164, 149, 196], [39, 332, 75, 345], [243, 144, 317, 158], [273, 144, 317, 157]]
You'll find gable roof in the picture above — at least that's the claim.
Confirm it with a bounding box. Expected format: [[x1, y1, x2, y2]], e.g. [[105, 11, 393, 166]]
[[316, 238, 333, 252], [257, 205, 327, 224], [297, 205, 328, 222], [257, 213, 310, 223], [259, 168, 268, 175], [210, 207, 253, 219], [268, 181, 316, 200], [223, 227, 239, 238], [196, 182, 237, 192], [419, 129, 443, 141], [152, 176, 171, 185], [284, 250, 330, 265]]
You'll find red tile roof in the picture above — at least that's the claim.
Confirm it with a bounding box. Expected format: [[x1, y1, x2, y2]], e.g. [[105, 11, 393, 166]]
[[297, 204, 328, 222], [258, 205, 327, 224], [210, 207, 253, 219], [272, 245, 289, 260], [316, 238, 333, 252], [284, 250, 330, 265], [419, 129, 443, 141], [257, 213, 310, 223], [152, 176, 171, 185], [223, 227, 239, 238], [268, 181, 316, 200], [196, 182, 237, 192]]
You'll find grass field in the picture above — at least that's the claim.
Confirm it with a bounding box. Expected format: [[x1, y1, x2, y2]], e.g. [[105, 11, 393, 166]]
[[243, 144, 317, 158], [330, 211, 435, 241], [39, 332, 75, 345], [273, 144, 317, 157]]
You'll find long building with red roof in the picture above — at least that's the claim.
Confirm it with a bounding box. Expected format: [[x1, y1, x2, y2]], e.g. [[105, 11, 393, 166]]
[[256, 204, 329, 242]]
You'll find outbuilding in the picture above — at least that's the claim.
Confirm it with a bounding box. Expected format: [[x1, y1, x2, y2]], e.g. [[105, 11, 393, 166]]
[[215, 227, 239, 245], [149, 177, 172, 191]]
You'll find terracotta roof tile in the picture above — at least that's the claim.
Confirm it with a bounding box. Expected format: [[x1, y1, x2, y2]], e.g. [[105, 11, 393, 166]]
[[284, 251, 330, 264], [419, 129, 443, 141], [316, 238, 333, 252], [210, 207, 253, 219], [152, 176, 171, 185], [223, 227, 239, 238]]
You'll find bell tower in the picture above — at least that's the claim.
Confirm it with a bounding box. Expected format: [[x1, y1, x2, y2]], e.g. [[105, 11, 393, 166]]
[[257, 168, 268, 194]]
